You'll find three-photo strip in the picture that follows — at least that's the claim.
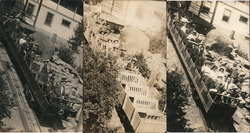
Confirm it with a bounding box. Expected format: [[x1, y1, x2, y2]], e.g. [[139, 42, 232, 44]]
[[0, 0, 249, 132]]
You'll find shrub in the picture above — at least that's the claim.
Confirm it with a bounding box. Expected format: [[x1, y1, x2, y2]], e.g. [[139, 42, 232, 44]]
[[57, 47, 75, 68], [167, 68, 193, 132], [134, 53, 151, 79]]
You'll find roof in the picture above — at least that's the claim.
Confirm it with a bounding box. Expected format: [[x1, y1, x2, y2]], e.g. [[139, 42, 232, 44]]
[[100, 13, 126, 26]]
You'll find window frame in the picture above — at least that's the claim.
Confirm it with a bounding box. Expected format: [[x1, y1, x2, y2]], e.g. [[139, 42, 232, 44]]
[[61, 19, 71, 28], [201, 1, 212, 14], [44, 12, 54, 26], [222, 8, 231, 22], [239, 15, 248, 24], [26, 2, 35, 18]]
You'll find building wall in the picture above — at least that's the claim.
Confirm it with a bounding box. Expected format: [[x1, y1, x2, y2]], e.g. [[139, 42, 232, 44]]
[[212, 2, 249, 36], [24, 0, 82, 40], [189, 1, 249, 36], [99, 0, 166, 36], [123, 1, 166, 35]]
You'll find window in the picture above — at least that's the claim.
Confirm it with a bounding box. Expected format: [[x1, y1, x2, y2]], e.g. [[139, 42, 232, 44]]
[[26, 3, 35, 18], [239, 15, 248, 23], [61, 19, 71, 28], [44, 12, 54, 26], [201, 1, 212, 14], [222, 9, 231, 22]]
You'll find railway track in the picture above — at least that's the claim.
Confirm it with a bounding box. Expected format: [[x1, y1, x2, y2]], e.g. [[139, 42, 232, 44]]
[[0, 47, 42, 132]]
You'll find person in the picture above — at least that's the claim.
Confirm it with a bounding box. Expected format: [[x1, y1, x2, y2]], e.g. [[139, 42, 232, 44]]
[[187, 31, 198, 42], [230, 63, 239, 83], [126, 57, 137, 72], [217, 67, 225, 83], [181, 23, 188, 34]]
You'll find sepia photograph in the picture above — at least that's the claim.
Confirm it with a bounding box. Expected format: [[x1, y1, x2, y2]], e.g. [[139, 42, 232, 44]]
[[83, 0, 166, 132], [0, 0, 83, 132], [167, 0, 249, 132]]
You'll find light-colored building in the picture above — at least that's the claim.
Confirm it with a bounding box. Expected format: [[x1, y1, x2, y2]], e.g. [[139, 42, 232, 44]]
[[92, 0, 166, 35], [21, 0, 83, 40], [188, 1, 249, 37]]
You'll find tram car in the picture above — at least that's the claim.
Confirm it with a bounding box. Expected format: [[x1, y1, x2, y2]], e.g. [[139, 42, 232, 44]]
[[0, 26, 80, 118], [166, 13, 240, 117]]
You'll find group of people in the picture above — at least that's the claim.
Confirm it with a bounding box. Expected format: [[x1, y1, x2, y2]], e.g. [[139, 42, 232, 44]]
[[170, 10, 249, 108], [86, 7, 144, 76], [1, 12, 43, 67], [201, 53, 249, 108], [171, 11, 206, 72], [85, 12, 121, 56]]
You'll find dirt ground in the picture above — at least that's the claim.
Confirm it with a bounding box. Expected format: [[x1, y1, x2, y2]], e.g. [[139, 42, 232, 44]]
[[167, 36, 207, 131], [31, 30, 82, 67]]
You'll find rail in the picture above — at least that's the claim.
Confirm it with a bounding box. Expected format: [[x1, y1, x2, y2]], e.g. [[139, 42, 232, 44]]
[[0, 48, 42, 132], [0, 26, 50, 114]]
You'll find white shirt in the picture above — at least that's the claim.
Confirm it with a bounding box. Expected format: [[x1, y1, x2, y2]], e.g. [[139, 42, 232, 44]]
[[181, 26, 187, 34], [19, 38, 26, 44], [180, 17, 189, 23]]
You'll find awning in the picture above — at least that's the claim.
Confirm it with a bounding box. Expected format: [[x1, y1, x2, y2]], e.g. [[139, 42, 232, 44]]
[[20, 22, 36, 33]]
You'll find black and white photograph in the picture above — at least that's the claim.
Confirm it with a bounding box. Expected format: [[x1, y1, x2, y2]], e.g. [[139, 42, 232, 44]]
[[1, 0, 249, 132], [83, 0, 166, 132], [0, 0, 83, 132], [167, 0, 249, 132]]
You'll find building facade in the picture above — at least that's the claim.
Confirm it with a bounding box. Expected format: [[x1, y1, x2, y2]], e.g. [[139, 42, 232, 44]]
[[94, 0, 166, 35], [22, 0, 83, 40], [188, 1, 249, 37]]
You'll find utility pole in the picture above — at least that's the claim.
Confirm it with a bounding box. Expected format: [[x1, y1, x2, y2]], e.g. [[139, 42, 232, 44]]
[[198, 1, 203, 17], [210, 1, 218, 25], [33, 0, 43, 27], [110, 0, 115, 15], [23, 0, 29, 12]]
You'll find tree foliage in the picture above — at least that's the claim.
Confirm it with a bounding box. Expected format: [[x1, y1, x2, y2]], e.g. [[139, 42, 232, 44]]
[[167, 68, 193, 132], [83, 44, 120, 132], [57, 47, 75, 68], [133, 53, 151, 79], [0, 72, 13, 130], [158, 86, 166, 114], [148, 25, 167, 58], [69, 20, 84, 52]]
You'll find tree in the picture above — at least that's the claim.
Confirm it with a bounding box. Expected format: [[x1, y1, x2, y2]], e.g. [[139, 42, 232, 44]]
[[69, 20, 84, 52], [57, 47, 75, 68], [167, 68, 193, 132], [0, 71, 13, 131], [83, 45, 120, 132]]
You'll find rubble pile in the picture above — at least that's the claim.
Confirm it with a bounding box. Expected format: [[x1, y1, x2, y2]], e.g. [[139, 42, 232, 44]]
[[32, 52, 83, 111]]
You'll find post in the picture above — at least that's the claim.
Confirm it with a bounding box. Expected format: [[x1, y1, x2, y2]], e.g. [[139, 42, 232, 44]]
[[198, 1, 203, 17], [23, 0, 29, 12], [210, 1, 218, 25], [56, 0, 61, 11], [33, 0, 43, 27], [110, 0, 115, 15]]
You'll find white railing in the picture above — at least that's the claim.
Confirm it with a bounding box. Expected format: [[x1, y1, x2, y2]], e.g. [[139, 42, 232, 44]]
[[124, 83, 149, 97]]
